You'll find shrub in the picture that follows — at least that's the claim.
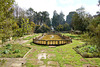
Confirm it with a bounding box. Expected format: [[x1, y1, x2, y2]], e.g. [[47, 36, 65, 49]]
[[6, 44, 12, 47], [88, 53, 93, 58], [13, 49, 20, 53], [16, 54, 23, 58], [76, 49, 80, 54], [27, 47, 31, 49], [3, 50, 9, 54], [82, 52, 89, 58], [6, 46, 12, 50], [84, 48, 89, 52]]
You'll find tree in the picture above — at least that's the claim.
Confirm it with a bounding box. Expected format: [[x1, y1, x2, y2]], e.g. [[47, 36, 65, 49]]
[[87, 16, 100, 51], [21, 18, 32, 35], [17, 7, 27, 28], [56, 24, 64, 31], [72, 7, 91, 32], [0, 19, 13, 43], [41, 11, 51, 26], [30, 22, 35, 33], [0, 0, 14, 43], [52, 10, 65, 28], [35, 24, 50, 33], [52, 10, 59, 27], [66, 11, 76, 25], [63, 23, 70, 31], [26, 8, 34, 22], [59, 12, 65, 24], [0, 0, 14, 22]]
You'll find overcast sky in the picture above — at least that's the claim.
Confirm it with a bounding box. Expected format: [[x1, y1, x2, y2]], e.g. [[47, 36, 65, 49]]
[[15, 0, 99, 18]]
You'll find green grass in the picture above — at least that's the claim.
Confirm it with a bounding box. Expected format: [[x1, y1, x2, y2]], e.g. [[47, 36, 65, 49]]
[[25, 33, 100, 67], [62, 33, 81, 40], [23, 34, 41, 40], [1, 33, 99, 67], [0, 44, 30, 58]]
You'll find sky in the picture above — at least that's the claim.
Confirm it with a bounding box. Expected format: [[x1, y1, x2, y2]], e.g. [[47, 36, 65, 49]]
[[15, 0, 99, 19]]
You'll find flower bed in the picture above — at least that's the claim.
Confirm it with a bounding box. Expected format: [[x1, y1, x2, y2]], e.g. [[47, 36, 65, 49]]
[[73, 43, 100, 58]]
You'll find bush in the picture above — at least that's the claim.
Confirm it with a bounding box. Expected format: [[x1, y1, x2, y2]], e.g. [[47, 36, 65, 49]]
[[3, 50, 9, 54], [6, 44, 12, 47], [27, 47, 31, 49], [16, 54, 23, 58], [82, 52, 89, 58], [13, 49, 20, 53], [6, 46, 12, 50]]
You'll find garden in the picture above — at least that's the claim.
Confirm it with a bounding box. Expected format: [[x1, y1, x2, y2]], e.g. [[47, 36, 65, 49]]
[[0, 43, 31, 58], [0, 0, 100, 67], [25, 33, 100, 67]]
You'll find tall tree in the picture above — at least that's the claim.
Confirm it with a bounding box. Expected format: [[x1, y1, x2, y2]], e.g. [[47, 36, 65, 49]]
[[26, 8, 34, 22], [66, 11, 76, 25], [52, 11, 65, 28], [0, 0, 15, 43], [72, 7, 91, 32], [52, 10, 59, 27], [41, 11, 50, 26], [0, 0, 14, 22], [59, 12, 65, 24], [87, 16, 100, 51]]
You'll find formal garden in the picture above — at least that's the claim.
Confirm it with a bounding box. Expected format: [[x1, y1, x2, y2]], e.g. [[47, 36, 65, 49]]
[[0, 0, 100, 67], [0, 33, 100, 67]]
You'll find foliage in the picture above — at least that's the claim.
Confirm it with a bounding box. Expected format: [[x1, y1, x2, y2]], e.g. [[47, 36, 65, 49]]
[[35, 24, 50, 33], [6, 44, 12, 47], [0, 0, 14, 22], [21, 18, 32, 34], [30, 22, 35, 32], [56, 24, 64, 31], [74, 44, 100, 58], [55, 23, 70, 31], [63, 23, 70, 31], [3, 50, 9, 54], [27, 33, 100, 67], [14, 49, 20, 53], [72, 7, 91, 32], [0, 19, 14, 43], [0, 44, 30, 58], [52, 10, 65, 27], [87, 16, 100, 51], [0, 0, 15, 43], [26, 8, 34, 22], [66, 11, 76, 25]]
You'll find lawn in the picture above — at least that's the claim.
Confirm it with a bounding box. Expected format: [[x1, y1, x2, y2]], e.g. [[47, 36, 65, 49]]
[[0, 43, 31, 58], [62, 33, 81, 40], [0, 33, 99, 67], [23, 34, 40, 40], [25, 33, 100, 67]]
